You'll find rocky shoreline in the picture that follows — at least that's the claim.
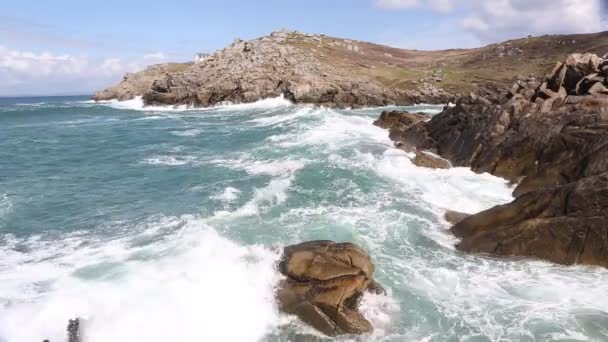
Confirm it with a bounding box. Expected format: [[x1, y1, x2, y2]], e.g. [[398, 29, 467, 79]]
[[86, 32, 608, 337], [376, 53, 608, 268], [94, 30, 608, 109], [94, 30, 452, 108]]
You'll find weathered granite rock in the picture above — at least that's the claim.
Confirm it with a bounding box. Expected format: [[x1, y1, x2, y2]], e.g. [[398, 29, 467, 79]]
[[377, 53, 608, 267], [94, 32, 448, 108], [412, 150, 451, 169], [373, 111, 432, 152], [372, 110, 429, 130], [444, 210, 471, 225], [93, 63, 191, 101], [276, 241, 385, 336], [452, 173, 608, 267], [386, 54, 608, 196]]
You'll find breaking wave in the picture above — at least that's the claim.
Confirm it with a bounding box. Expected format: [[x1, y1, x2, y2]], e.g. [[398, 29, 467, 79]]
[[2, 97, 608, 342]]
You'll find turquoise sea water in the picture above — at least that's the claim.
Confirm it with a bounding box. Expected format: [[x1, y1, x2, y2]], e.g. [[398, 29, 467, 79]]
[[1, 96, 607, 342]]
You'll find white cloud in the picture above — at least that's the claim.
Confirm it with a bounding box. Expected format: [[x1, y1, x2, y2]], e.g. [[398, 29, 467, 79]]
[[375, 0, 607, 43], [0, 46, 170, 96], [375, 0, 420, 8], [462, 0, 606, 42]]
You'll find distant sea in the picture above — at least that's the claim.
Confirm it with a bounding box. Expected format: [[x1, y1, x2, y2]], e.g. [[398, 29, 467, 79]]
[[1, 95, 607, 341]]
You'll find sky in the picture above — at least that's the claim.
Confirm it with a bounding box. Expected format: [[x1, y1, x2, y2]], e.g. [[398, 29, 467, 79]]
[[1, 0, 607, 96]]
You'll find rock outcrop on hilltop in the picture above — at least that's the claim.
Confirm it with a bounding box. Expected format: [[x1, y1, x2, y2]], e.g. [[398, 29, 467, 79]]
[[276, 241, 385, 336], [377, 53, 608, 267], [94, 30, 608, 108], [93, 63, 191, 101], [94, 31, 451, 108]]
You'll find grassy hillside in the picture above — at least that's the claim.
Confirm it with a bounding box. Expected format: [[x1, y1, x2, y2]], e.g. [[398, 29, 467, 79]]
[[285, 31, 608, 94]]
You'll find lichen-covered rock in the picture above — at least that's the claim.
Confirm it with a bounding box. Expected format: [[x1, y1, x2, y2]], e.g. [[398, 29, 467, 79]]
[[276, 241, 385, 336]]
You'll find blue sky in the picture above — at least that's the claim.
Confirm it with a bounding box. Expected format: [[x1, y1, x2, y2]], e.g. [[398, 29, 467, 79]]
[[1, 0, 606, 96]]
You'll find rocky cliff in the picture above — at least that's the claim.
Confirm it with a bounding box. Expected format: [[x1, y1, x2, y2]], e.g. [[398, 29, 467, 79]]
[[94, 30, 608, 108], [376, 53, 608, 267]]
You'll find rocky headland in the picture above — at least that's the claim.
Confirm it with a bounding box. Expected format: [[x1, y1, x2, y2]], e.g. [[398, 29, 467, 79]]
[[376, 52, 608, 268], [94, 30, 608, 108]]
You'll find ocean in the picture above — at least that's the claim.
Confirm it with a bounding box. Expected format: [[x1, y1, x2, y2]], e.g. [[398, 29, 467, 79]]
[[1, 96, 607, 341]]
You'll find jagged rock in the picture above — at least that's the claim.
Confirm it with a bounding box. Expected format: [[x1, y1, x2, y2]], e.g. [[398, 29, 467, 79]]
[[453, 173, 608, 267], [93, 63, 191, 101], [384, 53, 608, 196], [276, 241, 384, 336], [376, 53, 608, 268], [94, 31, 453, 108], [412, 150, 451, 169]]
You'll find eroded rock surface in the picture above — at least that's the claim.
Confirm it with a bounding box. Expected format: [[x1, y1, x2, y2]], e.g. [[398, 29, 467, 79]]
[[412, 151, 451, 169], [388, 53, 608, 196], [276, 241, 385, 336], [93, 63, 191, 101], [453, 173, 608, 267], [377, 53, 608, 267], [444, 210, 471, 225], [94, 31, 452, 108], [95, 30, 608, 108]]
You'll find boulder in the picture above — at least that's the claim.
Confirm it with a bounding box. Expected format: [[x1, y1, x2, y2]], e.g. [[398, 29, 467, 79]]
[[412, 150, 451, 169], [276, 241, 385, 336]]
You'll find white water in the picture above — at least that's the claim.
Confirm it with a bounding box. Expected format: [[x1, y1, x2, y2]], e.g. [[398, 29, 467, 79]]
[[2, 97, 608, 342]]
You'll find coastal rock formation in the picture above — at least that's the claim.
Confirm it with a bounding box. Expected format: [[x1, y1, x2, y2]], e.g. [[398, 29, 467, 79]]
[[379, 53, 608, 267], [444, 210, 471, 225], [94, 30, 608, 108], [94, 31, 449, 108], [453, 173, 608, 267], [389, 53, 608, 196], [276, 241, 385, 336], [93, 63, 191, 101], [373, 110, 433, 152], [412, 151, 451, 169], [372, 110, 429, 130]]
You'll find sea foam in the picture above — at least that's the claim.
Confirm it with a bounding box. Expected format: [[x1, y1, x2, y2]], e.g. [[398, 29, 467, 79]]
[[0, 217, 281, 342], [93, 96, 292, 113]]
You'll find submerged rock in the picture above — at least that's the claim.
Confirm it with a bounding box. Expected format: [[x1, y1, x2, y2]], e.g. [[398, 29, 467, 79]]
[[276, 241, 385, 336]]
